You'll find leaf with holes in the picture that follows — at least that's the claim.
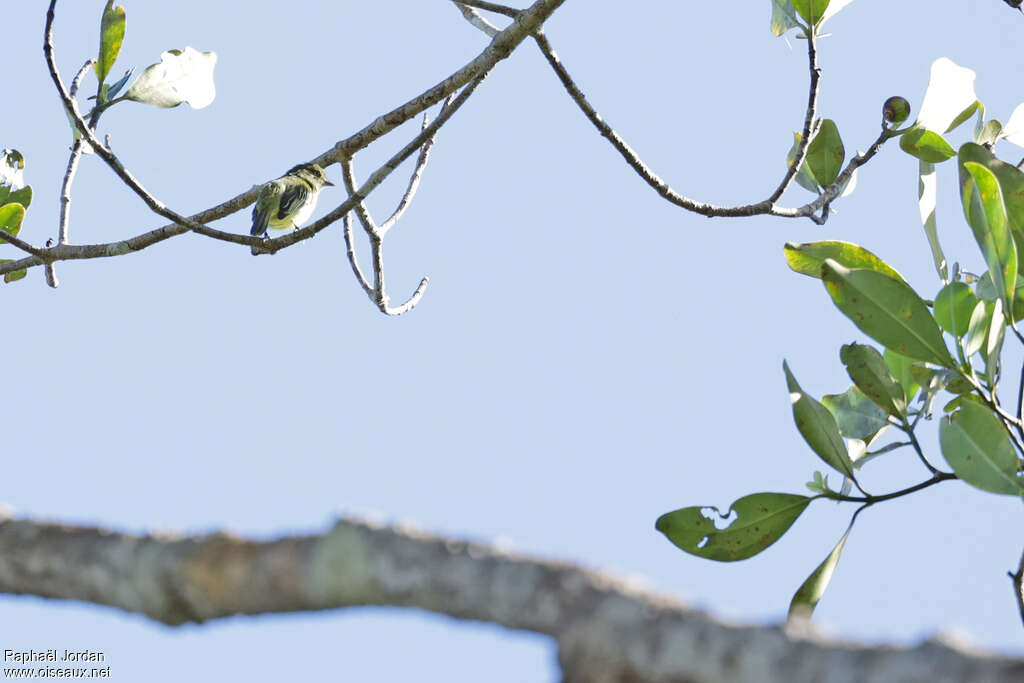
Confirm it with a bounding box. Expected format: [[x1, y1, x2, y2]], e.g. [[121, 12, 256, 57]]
[[656, 493, 813, 562]]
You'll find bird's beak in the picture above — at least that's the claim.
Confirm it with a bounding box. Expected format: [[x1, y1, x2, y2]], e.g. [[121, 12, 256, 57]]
[[324, 180, 335, 187]]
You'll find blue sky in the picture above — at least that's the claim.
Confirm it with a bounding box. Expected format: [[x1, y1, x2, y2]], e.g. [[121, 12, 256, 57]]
[[3, 1, 1023, 680]]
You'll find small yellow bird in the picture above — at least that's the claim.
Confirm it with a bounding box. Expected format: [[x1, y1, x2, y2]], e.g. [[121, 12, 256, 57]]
[[250, 163, 333, 242]]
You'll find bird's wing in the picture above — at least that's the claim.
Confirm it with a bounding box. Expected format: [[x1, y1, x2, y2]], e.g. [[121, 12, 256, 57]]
[[251, 181, 283, 236], [277, 181, 311, 221]]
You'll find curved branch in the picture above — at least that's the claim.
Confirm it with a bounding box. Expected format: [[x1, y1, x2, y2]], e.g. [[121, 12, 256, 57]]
[[532, 29, 892, 224], [767, 31, 821, 203], [343, 214, 374, 296], [0, 514, 1019, 682]]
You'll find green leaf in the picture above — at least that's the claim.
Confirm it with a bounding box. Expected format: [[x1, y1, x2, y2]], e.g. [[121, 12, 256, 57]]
[[96, 1, 126, 85], [976, 120, 1002, 146], [784, 241, 904, 282], [900, 128, 956, 163], [770, 0, 802, 36], [806, 119, 845, 187], [792, 0, 831, 25], [985, 298, 1006, 374], [0, 259, 27, 284], [957, 143, 1024, 280], [934, 282, 979, 337], [786, 132, 820, 192], [822, 386, 891, 441], [822, 260, 955, 368], [784, 361, 855, 479], [788, 525, 852, 621], [964, 299, 992, 358], [839, 343, 907, 418], [917, 160, 947, 282], [940, 401, 1023, 495], [124, 47, 218, 109], [656, 493, 813, 562], [946, 101, 980, 135], [0, 185, 31, 210], [884, 349, 921, 405], [960, 160, 1017, 308], [0, 203, 26, 240]]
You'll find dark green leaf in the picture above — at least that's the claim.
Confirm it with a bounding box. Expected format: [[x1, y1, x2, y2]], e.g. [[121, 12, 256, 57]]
[[940, 401, 1023, 495], [806, 119, 844, 186], [788, 525, 851, 620], [934, 282, 979, 337], [656, 493, 813, 562], [784, 241, 904, 282], [900, 128, 956, 163], [822, 260, 955, 368], [784, 361, 855, 479], [839, 343, 907, 418]]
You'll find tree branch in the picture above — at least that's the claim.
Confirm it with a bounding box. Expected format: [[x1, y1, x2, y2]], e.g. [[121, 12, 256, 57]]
[[9, 0, 566, 281], [532, 29, 892, 224], [0, 513, 1020, 682]]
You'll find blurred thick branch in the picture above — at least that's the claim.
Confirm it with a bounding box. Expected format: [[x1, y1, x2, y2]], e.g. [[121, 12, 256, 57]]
[[0, 513, 1020, 683]]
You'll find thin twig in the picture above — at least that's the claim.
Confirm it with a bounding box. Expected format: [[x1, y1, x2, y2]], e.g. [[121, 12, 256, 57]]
[[381, 101, 450, 235], [0, 231, 50, 259], [48, 59, 99, 289], [826, 471, 956, 504], [452, 2, 502, 36], [341, 157, 431, 316], [343, 214, 374, 296], [767, 30, 821, 203], [902, 420, 939, 475], [454, 0, 519, 17], [1009, 546, 1024, 629], [532, 29, 892, 224]]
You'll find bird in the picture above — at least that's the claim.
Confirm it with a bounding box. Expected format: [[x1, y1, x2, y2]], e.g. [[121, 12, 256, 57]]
[[1004, 0, 1023, 11], [250, 163, 333, 252]]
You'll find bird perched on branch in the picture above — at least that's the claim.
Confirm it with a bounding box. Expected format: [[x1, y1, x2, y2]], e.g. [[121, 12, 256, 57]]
[[250, 163, 333, 253]]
